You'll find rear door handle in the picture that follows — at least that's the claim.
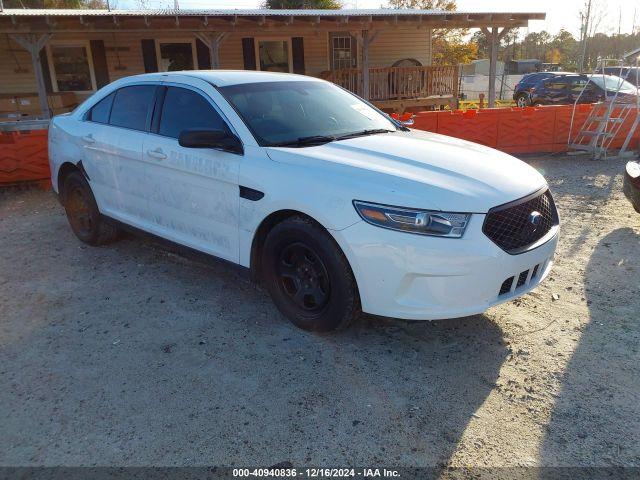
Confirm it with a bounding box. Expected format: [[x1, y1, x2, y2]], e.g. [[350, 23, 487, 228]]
[[81, 134, 95, 144], [147, 148, 167, 160]]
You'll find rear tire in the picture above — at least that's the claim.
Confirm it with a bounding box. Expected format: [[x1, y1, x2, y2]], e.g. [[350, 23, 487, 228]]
[[62, 171, 119, 246], [515, 93, 530, 108], [261, 216, 360, 332]]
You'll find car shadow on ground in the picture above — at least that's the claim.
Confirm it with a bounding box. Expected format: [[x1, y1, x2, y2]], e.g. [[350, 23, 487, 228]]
[[109, 235, 511, 468], [539, 227, 640, 475], [0, 211, 509, 468]]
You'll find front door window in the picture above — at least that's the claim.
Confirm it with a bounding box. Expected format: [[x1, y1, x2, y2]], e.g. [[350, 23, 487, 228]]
[[158, 42, 195, 71], [257, 40, 290, 72]]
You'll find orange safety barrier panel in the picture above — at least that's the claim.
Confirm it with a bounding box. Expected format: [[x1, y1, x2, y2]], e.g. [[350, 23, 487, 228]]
[[410, 104, 638, 155], [0, 129, 50, 188], [438, 109, 500, 148], [1, 107, 638, 189]]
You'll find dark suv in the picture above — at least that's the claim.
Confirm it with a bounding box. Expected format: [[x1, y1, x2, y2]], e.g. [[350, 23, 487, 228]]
[[513, 72, 571, 107], [516, 73, 638, 106]]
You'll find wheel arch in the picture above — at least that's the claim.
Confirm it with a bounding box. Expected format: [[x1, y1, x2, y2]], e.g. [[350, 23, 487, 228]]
[[249, 209, 359, 297], [56, 162, 81, 197]]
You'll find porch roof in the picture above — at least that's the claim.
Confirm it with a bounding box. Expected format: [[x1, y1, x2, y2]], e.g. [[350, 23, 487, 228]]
[[0, 8, 545, 32]]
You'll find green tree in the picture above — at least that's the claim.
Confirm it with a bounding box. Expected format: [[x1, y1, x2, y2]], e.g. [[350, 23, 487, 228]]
[[470, 30, 489, 59], [551, 29, 579, 69], [262, 0, 341, 8], [387, 0, 455, 10]]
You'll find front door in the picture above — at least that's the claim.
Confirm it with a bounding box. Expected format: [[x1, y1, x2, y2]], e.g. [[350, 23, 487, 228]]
[[142, 83, 241, 262], [543, 77, 571, 104]]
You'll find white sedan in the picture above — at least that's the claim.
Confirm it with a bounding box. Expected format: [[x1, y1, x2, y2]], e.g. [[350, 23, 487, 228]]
[[48, 71, 559, 331]]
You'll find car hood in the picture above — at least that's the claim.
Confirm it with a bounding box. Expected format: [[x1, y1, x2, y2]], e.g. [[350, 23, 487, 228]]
[[266, 129, 547, 213]]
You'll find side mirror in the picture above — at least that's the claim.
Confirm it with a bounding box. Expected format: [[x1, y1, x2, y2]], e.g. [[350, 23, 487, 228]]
[[178, 129, 243, 154]]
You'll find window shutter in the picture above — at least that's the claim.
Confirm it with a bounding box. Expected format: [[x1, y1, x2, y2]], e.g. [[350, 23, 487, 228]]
[[90, 40, 110, 89], [141, 39, 158, 73], [196, 39, 211, 70], [292, 37, 305, 75], [242, 38, 256, 70]]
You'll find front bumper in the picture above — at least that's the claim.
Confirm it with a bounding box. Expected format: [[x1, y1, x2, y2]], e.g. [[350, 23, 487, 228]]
[[623, 160, 640, 213], [332, 214, 559, 320]]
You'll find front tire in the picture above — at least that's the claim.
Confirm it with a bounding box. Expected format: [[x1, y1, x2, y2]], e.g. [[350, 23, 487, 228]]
[[62, 171, 119, 246], [261, 216, 360, 332]]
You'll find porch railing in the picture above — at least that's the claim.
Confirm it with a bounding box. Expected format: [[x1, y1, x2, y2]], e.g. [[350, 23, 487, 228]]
[[322, 65, 459, 101]]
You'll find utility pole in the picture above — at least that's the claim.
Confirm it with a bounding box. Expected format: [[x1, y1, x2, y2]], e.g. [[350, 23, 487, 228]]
[[579, 0, 592, 72]]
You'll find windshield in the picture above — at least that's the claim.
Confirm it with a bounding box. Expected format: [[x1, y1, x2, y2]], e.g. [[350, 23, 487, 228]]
[[589, 75, 637, 93], [218, 81, 397, 147]]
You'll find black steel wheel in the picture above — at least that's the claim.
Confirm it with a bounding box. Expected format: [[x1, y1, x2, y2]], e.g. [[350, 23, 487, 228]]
[[261, 216, 360, 332], [277, 242, 331, 312]]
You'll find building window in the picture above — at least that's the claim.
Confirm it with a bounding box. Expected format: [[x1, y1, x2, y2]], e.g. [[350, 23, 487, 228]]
[[156, 41, 197, 72], [329, 32, 357, 70], [256, 40, 291, 72], [47, 43, 96, 92]]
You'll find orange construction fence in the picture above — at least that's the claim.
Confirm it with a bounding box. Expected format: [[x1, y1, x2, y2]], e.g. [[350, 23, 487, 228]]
[[409, 104, 640, 155], [1, 104, 639, 188], [0, 128, 50, 188]]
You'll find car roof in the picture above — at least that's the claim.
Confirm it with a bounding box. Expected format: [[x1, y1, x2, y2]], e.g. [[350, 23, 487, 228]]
[[124, 70, 324, 87], [525, 71, 573, 77]]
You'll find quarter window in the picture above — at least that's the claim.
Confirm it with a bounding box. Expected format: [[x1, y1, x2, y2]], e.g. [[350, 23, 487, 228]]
[[158, 87, 226, 139], [109, 85, 157, 131], [48, 44, 95, 92], [88, 92, 114, 124]]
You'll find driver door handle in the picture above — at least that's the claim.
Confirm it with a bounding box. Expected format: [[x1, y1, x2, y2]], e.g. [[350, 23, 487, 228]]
[[81, 134, 95, 144], [147, 148, 167, 160]]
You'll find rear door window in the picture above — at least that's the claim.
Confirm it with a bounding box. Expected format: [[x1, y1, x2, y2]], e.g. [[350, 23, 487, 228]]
[[545, 78, 569, 90], [109, 85, 157, 131], [158, 87, 226, 139]]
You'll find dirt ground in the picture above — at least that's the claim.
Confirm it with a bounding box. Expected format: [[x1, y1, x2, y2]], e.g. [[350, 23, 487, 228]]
[[0, 155, 639, 474]]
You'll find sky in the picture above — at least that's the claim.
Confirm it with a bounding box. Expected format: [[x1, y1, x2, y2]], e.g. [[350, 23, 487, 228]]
[[117, 0, 640, 38]]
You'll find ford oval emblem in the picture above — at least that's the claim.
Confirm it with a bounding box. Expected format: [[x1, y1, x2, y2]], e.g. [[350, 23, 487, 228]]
[[529, 211, 542, 226]]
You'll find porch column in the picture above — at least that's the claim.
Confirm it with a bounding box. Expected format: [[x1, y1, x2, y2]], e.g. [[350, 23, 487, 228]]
[[196, 32, 229, 69], [353, 30, 379, 101], [10, 33, 53, 119], [481, 27, 510, 108]]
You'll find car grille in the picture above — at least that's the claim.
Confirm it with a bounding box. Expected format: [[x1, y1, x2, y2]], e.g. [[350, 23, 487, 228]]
[[483, 189, 559, 254], [498, 262, 544, 297]]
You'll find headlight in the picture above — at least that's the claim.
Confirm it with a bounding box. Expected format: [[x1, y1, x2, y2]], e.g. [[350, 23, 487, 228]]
[[353, 200, 470, 238]]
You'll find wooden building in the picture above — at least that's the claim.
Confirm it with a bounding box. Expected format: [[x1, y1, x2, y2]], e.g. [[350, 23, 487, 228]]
[[0, 8, 544, 118]]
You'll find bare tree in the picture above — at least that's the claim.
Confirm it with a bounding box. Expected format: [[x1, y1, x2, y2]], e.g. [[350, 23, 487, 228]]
[[578, 0, 607, 71]]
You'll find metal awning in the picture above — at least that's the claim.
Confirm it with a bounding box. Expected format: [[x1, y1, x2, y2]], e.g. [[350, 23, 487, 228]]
[[0, 8, 546, 113], [0, 8, 545, 32]]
